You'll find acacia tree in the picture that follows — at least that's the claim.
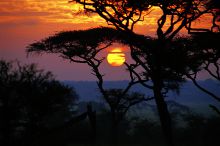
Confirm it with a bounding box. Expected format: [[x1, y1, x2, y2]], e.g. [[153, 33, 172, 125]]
[[27, 27, 153, 144], [69, 0, 220, 145]]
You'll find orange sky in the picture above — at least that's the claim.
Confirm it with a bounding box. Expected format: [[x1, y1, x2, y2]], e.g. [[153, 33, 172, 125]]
[[0, 0, 214, 80], [0, 0, 131, 80]]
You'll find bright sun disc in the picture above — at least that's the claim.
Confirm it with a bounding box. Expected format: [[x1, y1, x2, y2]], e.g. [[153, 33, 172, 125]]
[[107, 48, 126, 66]]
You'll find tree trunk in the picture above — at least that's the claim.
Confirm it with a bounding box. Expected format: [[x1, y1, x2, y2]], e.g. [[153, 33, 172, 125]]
[[152, 76, 173, 146], [111, 109, 118, 146]]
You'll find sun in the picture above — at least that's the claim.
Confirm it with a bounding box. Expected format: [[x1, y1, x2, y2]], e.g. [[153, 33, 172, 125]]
[[107, 48, 126, 66]]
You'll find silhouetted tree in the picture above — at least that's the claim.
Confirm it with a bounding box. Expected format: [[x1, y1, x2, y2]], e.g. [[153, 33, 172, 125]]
[[0, 60, 78, 146], [70, 1, 220, 145], [27, 27, 153, 144], [102, 89, 151, 144]]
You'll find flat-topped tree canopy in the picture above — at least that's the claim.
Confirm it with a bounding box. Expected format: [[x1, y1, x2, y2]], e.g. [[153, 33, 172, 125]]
[[27, 27, 117, 60], [26, 27, 153, 61]]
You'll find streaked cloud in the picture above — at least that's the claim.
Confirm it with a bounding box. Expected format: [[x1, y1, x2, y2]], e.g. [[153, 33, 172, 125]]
[[0, 0, 160, 35], [0, 0, 106, 26]]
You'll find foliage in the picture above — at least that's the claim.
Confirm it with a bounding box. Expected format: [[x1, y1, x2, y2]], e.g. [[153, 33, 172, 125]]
[[27, 27, 117, 60], [0, 60, 78, 146]]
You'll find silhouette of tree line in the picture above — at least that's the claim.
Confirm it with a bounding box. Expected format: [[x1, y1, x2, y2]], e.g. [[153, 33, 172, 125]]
[[1, 63, 220, 146]]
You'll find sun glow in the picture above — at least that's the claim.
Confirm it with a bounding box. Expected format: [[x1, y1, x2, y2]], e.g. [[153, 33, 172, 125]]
[[107, 48, 126, 67]]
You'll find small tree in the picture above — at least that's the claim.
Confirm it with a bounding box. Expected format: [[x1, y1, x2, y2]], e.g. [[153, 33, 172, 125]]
[[0, 60, 78, 146]]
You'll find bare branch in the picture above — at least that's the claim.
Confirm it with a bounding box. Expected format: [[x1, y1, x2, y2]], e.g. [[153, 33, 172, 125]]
[[186, 73, 220, 102]]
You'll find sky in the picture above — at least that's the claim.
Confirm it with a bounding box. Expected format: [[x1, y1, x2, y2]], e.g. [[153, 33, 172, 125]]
[[0, 0, 214, 81]]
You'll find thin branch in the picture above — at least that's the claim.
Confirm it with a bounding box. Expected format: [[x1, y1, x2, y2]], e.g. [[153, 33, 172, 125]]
[[186, 73, 220, 102], [204, 62, 220, 81], [124, 62, 153, 89], [209, 104, 220, 115]]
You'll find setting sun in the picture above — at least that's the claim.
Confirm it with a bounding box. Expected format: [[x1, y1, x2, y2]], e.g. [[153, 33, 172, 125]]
[[107, 48, 126, 67]]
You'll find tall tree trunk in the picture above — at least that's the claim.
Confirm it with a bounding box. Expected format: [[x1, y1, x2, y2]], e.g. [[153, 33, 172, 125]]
[[152, 76, 173, 146], [111, 108, 118, 146]]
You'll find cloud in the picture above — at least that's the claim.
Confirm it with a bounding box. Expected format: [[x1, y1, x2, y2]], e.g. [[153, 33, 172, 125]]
[[0, 0, 163, 35], [0, 18, 41, 28], [0, 11, 51, 16], [0, 0, 106, 26]]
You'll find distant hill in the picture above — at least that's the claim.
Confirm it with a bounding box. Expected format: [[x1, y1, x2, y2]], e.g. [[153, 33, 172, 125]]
[[63, 79, 220, 116], [63, 79, 220, 103]]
